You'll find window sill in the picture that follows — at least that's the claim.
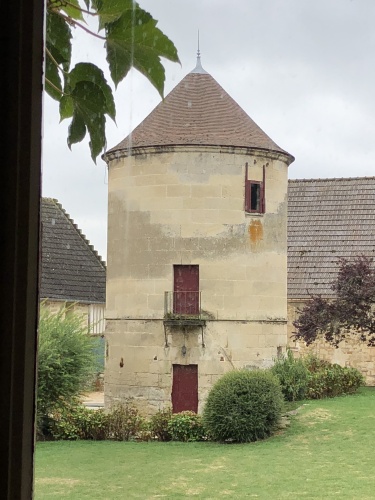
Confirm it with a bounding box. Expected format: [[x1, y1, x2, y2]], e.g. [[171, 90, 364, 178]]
[[245, 211, 264, 217]]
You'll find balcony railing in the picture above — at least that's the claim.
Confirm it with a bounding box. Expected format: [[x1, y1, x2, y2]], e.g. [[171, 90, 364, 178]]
[[164, 291, 202, 319]]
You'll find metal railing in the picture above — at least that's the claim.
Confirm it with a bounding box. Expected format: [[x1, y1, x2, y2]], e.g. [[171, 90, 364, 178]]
[[164, 291, 202, 318]]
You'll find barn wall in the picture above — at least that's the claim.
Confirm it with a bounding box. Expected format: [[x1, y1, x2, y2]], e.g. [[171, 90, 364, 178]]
[[287, 300, 375, 386]]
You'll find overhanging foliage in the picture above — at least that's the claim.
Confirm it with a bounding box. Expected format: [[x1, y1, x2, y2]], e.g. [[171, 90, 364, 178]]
[[45, 0, 180, 162], [293, 255, 375, 347]]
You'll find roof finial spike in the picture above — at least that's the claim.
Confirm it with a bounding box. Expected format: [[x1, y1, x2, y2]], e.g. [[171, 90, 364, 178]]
[[191, 30, 208, 74]]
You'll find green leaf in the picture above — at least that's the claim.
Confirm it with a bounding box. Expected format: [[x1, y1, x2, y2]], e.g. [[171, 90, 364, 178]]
[[67, 81, 107, 162], [87, 113, 106, 162], [94, 0, 134, 28], [45, 10, 72, 102], [131, 46, 166, 97], [60, 95, 74, 120], [67, 113, 86, 146], [45, 56, 63, 101], [105, 5, 180, 96], [58, 0, 85, 21], [46, 10, 72, 67], [66, 63, 116, 121]]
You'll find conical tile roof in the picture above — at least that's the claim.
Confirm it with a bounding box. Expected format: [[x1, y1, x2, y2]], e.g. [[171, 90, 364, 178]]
[[106, 60, 293, 160]]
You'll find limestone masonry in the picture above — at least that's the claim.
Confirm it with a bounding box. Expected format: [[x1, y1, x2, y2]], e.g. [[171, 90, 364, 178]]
[[102, 57, 294, 414]]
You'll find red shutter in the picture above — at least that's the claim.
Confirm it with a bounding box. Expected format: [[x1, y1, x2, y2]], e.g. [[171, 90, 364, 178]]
[[261, 164, 266, 213], [244, 162, 250, 212], [173, 265, 199, 315]]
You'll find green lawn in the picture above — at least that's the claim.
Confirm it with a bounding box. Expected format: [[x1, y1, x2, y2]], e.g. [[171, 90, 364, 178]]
[[34, 387, 375, 499]]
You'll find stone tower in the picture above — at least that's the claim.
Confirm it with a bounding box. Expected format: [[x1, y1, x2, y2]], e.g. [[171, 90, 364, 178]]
[[103, 56, 294, 415]]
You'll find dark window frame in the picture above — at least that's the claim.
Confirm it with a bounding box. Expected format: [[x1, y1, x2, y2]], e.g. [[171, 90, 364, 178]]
[[244, 162, 266, 214]]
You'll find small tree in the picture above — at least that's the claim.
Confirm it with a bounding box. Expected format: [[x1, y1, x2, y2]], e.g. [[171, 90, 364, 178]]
[[293, 255, 375, 347], [36, 303, 98, 427]]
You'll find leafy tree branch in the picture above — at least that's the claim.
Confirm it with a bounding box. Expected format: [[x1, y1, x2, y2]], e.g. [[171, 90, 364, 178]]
[[45, 0, 180, 162], [293, 255, 375, 347]]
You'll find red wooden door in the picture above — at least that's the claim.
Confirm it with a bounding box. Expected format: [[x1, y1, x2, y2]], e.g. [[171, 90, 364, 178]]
[[172, 364, 198, 413], [173, 265, 199, 314]]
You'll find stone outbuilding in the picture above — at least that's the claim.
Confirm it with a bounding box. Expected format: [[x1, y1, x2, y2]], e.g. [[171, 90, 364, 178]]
[[103, 57, 294, 414], [287, 177, 375, 385]]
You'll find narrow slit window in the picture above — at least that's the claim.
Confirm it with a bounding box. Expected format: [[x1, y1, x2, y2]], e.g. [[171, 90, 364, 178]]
[[250, 182, 261, 212], [244, 162, 265, 214]]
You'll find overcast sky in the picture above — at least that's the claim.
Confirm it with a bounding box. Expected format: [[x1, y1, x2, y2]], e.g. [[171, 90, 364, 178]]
[[42, 0, 375, 261]]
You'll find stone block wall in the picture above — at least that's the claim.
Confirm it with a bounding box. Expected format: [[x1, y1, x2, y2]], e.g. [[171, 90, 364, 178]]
[[287, 301, 375, 385], [105, 145, 290, 414]]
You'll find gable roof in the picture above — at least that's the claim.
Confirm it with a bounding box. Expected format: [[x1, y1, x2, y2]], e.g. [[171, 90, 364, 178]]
[[288, 177, 375, 299], [40, 198, 106, 303], [105, 62, 294, 162]]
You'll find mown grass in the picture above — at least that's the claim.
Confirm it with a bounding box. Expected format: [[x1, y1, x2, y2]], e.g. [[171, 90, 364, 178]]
[[34, 387, 375, 499]]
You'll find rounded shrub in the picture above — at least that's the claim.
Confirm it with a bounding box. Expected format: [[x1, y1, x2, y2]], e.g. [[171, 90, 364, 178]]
[[203, 369, 284, 443]]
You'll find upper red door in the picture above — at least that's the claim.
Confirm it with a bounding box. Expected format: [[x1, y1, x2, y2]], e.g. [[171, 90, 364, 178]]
[[172, 364, 198, 413], [173, 265, 199, 315]]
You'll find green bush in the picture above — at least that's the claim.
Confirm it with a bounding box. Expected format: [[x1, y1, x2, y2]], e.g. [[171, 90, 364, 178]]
[[107, 400, 146, 441], [149, 407, 173, 441], [167, 411, 206, 442], [270, 348, 310, 401], [304, 355, 365, 399], [203, 369, 284, 443], [44, 399, 149, 442], [47, 400, 109, 440], [36, 303, 99, 431]]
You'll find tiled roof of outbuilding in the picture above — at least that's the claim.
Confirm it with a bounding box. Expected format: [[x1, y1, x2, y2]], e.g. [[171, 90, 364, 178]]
[[288, 177, 375, 299], [106, 63, 294, 161], [40, 198, 106, 303]]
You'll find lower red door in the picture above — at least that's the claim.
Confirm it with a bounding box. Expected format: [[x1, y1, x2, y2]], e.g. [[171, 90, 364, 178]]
[[172, 364, 198, 413]]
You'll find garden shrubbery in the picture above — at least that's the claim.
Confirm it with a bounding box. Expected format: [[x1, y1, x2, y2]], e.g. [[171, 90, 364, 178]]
[[304, 355, 365, 399], [203, 369, 284, 443], [37, 302, 365, 445], [149, 407, 173, 441], [48, 400, 110, 440], [41, 351, 365, 442], [271, 350, 364, 401], [270, 348, 310, 401], [44, 402, 207, 442], [107, 401, 147, 441], [44, 399, 148, 441], [37, 303, 99, 434], [168, 411, 206, 442]]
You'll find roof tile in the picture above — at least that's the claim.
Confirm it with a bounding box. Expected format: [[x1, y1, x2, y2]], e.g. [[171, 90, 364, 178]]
[[106, 70, 293, 160], [40, 198, 106, 303], [288, 177, 375, 299]]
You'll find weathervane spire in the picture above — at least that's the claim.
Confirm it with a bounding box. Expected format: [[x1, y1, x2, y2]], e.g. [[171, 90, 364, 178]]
[[190, 29, 208, 74]]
